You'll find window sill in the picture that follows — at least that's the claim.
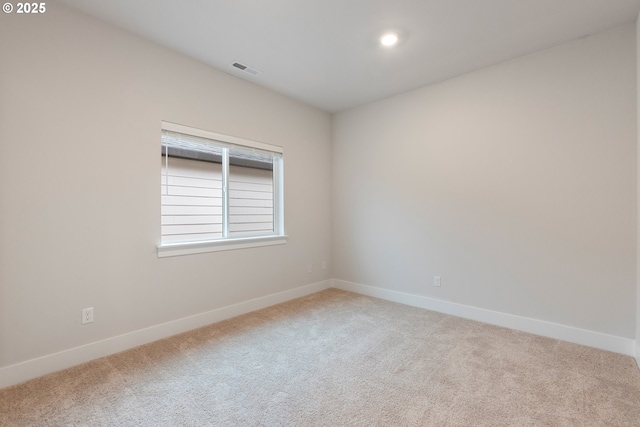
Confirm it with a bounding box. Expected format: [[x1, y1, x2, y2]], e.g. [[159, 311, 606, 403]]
[[157, 235, 288, 258]]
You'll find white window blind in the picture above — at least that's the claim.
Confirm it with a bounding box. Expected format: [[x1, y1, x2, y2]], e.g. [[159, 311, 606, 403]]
[[160, 123, 284, 249]]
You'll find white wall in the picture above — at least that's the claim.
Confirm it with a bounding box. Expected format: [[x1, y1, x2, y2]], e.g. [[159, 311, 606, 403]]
[[636, 12, 640, 365], [0, 3, 331, 373], [333, 25, 637, 339]]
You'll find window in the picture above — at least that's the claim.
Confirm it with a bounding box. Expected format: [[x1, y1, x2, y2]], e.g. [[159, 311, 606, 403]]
[[158, 122, 285, 257]]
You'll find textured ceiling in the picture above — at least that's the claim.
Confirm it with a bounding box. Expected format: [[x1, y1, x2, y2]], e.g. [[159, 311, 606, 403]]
[[57, 0, 640, 112]]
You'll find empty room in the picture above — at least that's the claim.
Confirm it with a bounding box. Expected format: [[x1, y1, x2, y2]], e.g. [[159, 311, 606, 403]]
[[1, 0, 640, 425]]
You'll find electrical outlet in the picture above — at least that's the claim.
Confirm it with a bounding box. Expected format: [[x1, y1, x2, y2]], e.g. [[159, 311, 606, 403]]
[[307, 264, 313, 274], [82, 307, 94, 324], [322, 261, 327, 270], [434, 276, 441, 287]]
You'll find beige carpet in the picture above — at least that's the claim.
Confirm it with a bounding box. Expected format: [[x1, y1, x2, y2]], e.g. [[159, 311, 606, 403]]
[[1, 289, 640, 426]]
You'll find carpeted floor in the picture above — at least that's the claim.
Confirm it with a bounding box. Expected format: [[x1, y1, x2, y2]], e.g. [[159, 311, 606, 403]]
[[1, 288, 640, 426]]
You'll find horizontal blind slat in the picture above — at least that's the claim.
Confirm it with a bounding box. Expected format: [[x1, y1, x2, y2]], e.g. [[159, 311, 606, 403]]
[[229, 206, 273, 215], [162, 215, 222, 225], [162, 205, 223, 215], [162, 195, 223, 207], [228, 198, 273, 208], [162, 224, 223, 235], [228, 190, 273, 200], [161, 233, 223, 244], [229, 223, 274, 233]]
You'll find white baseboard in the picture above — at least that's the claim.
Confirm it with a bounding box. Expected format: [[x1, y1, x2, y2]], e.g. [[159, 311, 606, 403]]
[[2, 278, 634, 389], [0, 280, 331, 389], [332, 279, 635, 356]]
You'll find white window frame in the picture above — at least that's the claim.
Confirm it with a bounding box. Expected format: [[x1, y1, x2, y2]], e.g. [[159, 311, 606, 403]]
[[158, 121, 286, 257]]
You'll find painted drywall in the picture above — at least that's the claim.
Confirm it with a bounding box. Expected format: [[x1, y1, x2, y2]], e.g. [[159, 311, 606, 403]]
[[332, 25, 637, 339], [636, 11, 640, 366], [0, 3, 331, 370]]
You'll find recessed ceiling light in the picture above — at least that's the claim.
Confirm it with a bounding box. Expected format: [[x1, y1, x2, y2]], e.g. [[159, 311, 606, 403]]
[[379, 32, 399, 47]]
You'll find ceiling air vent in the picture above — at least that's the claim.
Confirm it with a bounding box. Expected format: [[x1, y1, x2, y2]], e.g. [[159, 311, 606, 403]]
[[231, 61, 261, 76]]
